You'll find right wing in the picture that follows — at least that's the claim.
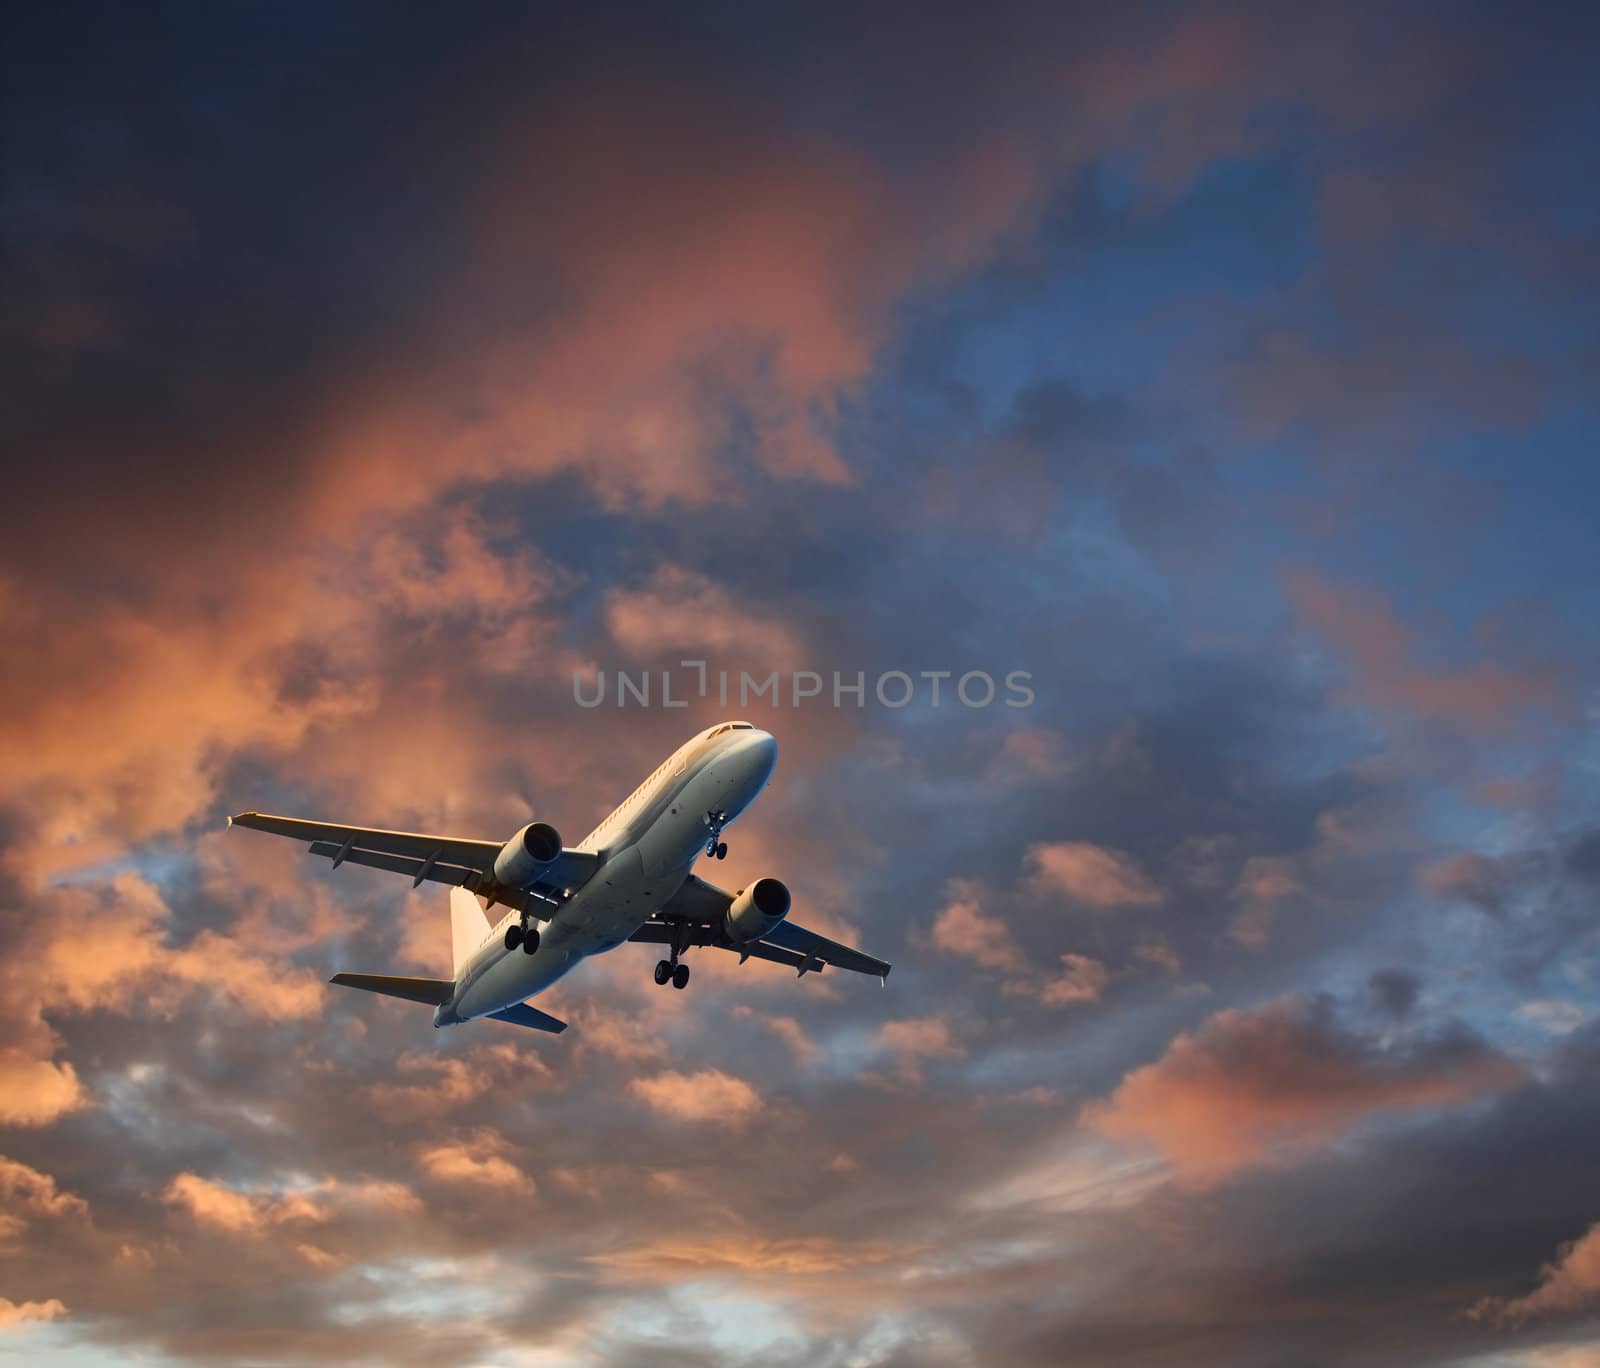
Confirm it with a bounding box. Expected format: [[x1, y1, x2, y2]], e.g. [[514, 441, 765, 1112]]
[[229, 811, 600, 910], [635, 875, 892, 980]]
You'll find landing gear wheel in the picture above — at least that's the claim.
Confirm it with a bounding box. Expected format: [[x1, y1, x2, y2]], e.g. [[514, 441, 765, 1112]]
[[715, 842, 728, 860], [653, 959, 672, 986], [521, 927, 541, 955], [672, 963, 690, 990], [504, 924, 523, 951]]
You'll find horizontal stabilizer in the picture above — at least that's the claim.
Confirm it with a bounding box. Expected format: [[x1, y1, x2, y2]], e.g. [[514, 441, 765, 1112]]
[[486, 1001, 568, 1033], [329, 973, 453, 1006]]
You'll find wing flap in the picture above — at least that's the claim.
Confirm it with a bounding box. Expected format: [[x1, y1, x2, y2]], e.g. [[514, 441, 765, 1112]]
[[309, 841, 483, 889], [764, 921, 891, 979]]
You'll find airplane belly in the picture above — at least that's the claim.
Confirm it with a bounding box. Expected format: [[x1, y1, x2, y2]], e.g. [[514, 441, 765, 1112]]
[[455, 843, 679, 1020], [638, 769, 736, 875]]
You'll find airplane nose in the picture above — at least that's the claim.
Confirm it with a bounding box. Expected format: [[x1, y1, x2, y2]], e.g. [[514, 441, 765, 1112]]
[[749, 730, 777, 779]]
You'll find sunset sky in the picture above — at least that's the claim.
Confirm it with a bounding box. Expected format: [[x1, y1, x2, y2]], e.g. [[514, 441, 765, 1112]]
[[4, 3, 1600, 1364]]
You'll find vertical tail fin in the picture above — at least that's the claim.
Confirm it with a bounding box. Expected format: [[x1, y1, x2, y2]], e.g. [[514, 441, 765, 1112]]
[[450, 886, 494, 975]]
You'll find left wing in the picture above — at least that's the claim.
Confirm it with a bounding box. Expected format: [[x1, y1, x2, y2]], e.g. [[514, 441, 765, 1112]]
[[633, 875, 891, 980], [228, 812, 600, 910]]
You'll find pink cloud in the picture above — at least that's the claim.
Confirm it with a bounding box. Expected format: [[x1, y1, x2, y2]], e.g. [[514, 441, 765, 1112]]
[[1086, 995, 1522, 1181], [1026, 841, 1163, 908], [1037, 954, 1109, 1007], [1285, 570, 1560, 732], [930, 881, 1027, 975]]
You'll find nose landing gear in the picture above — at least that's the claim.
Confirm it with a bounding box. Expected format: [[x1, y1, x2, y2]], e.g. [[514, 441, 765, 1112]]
[[704, 810, 728, 860]]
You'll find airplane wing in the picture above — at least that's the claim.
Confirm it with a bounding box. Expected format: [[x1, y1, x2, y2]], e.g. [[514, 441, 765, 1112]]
[[228, 811, 601, 910], [632, 875, 892, 980]]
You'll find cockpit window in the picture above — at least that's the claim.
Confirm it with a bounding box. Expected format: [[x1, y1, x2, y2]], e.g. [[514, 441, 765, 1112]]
[[730, 721, 754, 729]]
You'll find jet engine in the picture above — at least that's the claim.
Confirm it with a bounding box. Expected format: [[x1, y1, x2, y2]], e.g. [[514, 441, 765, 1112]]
[[723, 877, 791, 943], [493, 821, 563, 888]]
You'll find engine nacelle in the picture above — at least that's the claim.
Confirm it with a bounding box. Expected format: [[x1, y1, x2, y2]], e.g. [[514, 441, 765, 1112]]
[[493, 821, 563, 888], [723, 877, 791, 943]]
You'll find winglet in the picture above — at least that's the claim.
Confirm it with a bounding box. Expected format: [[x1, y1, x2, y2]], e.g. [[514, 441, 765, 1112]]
[[226, 814, 233, 828]]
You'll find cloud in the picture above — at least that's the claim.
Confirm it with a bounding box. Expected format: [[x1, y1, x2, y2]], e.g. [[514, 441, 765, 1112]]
[[931, 882, 1107, 1007], [628, 1069, 764, 1126], [0, 1157, 89, 1225], [730, 1006, 816, 1064], [0, 1298, 66, 1331], [1472, 1222, 1600, 1323], [587, 1234, 911, 1282], [877, 1016, 964, 1060], [1036, 954, 1109, 1007], [875, 1017, 966, 1082], [1369, 969, 1421, 1020], [930, 881, 1026, 975], [162, 1172, 417, 1236], [1517, 1001, 1591, 1036], [1025, 841, 1163, 908], [602, 565, 807, 669], [1085, 994, 1523, 1180], [418, 1130, 534, 1194], [985, 727, 1075, 784], [1228, 854, 1302, 949], [1285, 570, 1561, 732], [0, 1050, 86, 1127], [1422, 851, 1512, 916], [22, 874, 327, 1027], [163, 1174, 327, 1234]]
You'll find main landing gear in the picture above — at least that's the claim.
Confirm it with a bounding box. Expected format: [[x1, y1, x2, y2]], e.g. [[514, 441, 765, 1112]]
[[653, 959, 689, 989], [654, 921, 691, 990], [704, 809, 728, 860], [504, 920, 541, 955]]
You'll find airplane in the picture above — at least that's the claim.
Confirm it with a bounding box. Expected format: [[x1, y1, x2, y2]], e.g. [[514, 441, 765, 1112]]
[[230, 721, 890, 1035]]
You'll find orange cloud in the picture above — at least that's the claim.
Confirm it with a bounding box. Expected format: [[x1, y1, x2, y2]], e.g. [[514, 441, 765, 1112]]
[[0, 1051, 86, 1127], [418, 1129, 534, 1194], [25, 875, 326, 1026], [587, 1234, 911, 1282], [163, 1174, 326, 1234], [161, 1172, 416, 1235], [1471, 1222, 1600, 1324], [628, 1069, 764, 1126], [1026, 841, 1163, 908], [1085, 995, 1522, 1181], [0, 1298, 66, 1331]]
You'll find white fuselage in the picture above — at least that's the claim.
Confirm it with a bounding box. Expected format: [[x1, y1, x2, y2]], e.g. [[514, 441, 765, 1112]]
[[435, 723, 777, 1026]]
